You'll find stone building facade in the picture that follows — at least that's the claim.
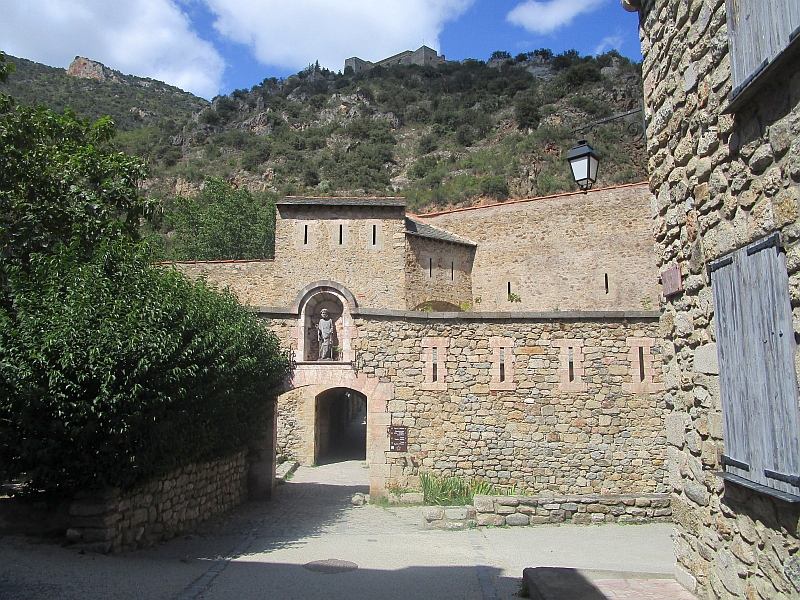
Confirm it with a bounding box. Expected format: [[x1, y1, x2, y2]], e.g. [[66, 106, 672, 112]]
[[421, 182, 662, 312], [345, 45, 444, 74], [173, 184, 668, 501], [633, 0, 800, 597]]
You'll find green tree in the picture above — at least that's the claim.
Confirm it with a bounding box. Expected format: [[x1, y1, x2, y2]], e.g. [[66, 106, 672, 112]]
[[169, 177, 276, 260], [515, 91, 542, 130], [0, 71, 288, 496], [0, 51, 15, 83], [0, 240, 288, 496], [0, 95, 150, 275], [490, 51, 512, 61]]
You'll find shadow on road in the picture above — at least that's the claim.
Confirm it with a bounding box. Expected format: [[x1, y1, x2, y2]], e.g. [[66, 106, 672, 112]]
[[196, 562, 513, 600]]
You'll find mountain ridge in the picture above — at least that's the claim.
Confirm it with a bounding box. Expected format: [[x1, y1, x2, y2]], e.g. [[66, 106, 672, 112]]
[[1, 50, 646, 213]]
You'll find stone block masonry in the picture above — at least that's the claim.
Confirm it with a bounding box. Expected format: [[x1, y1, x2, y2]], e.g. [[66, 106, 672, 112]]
[[271, 312, 668, 497], [420, 183, 660, 313], [353, 316, 667, 496], [637, 0, 800, 597], [66, 452, 248, 553], [422, 493, 672, 529]]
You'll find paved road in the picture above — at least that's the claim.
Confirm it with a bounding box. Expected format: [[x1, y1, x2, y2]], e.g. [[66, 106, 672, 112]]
[[0, 461, 689, 600]]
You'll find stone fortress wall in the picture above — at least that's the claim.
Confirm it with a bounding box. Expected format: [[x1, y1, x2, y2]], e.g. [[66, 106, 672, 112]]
[[177, 199, 412, 310], [404, 233, 475, 310], [637, 0, 800, 597], [420, 182, 661, 312], [172, 183, 669, 501], [175, 184, 659, 314], [350, 315, 667, 495], [262, 310, 667, 497]]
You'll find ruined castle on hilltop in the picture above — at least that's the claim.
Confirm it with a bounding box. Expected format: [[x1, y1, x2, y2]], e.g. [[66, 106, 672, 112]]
[[345, 45, 445, 74]]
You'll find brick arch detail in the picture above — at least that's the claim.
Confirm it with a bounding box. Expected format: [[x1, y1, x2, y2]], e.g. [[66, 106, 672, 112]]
[[291, 280, 358, 314], [285, 367, 393, 496]]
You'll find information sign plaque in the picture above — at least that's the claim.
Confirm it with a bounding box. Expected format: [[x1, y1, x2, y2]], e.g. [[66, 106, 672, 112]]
[[388, 426, 408, 452]]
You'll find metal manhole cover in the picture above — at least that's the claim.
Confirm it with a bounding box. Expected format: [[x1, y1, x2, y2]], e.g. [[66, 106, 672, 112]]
[[303, 559, 359, 574]]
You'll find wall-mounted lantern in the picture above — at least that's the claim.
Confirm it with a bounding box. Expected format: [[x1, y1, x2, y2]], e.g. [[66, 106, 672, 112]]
[[567, 140, 600, 192]]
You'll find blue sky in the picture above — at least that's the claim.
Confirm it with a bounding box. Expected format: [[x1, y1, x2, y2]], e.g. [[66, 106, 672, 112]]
[[1, 0, 642, 99]]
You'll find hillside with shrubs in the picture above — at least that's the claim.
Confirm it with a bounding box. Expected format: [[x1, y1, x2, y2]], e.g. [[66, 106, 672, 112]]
[[3, 49, 645, 215]]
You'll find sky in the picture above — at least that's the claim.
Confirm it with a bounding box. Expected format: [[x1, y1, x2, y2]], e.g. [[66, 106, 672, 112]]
[[0, 0, 642, 100]]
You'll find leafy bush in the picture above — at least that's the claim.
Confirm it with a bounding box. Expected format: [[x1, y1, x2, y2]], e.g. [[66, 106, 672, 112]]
[[514, 92, 541, 130], [561, 62, 602, 89], [169, 177, 276, 260], [410, 155, 439, 179], [455, 124, 475, 147], [419, 472, 513, 505], [0, 240, 289, 497], [416, 132, 438, 155], [480, 176, 509, 201]]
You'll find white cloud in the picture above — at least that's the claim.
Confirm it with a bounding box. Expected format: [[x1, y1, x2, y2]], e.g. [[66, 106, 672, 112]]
[[200, 0, 474, 72], [507, 0, 607, 35], [593, 34, 624, 56], [0, 0, 224, 98]]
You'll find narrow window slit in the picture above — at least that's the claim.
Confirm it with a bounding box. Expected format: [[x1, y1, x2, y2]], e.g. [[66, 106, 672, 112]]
[[604, 273, 609, 294], [451, 261, 455, 281], [303, 224, 308, 245], [499, 348, 506, 382], [432, 347, 439, 382], [339, 224, 343, 245], [507, 282, 511, 296], [372, 224, 377, 246], [638, 346, 645, 382], [568, 347, 575, 382], [429, 257, 433, 278]]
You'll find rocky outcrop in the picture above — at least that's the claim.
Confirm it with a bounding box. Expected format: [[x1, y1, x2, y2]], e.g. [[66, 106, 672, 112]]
[[67, 56, 117, 82]]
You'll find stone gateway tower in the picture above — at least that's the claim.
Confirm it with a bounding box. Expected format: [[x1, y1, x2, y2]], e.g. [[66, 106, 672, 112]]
[[175, 184, 669, 500]]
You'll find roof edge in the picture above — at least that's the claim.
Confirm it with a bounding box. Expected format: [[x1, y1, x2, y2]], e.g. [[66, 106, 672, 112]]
[[411, 181, 649, 218]]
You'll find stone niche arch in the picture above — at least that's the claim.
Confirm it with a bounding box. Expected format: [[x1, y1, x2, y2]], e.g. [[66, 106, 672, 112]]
[[294, 281, 358, 363]]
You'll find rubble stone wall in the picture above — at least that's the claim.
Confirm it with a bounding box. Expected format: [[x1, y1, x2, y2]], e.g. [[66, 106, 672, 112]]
[[270, 312, 668, 497], [67, 452, 248, 553], [638, 0, 800, 597], [354, 316, 667, 496], [421, 493, 672, 529]]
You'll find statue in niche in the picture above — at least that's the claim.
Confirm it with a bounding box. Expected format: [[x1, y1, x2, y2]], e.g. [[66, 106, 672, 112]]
[[317, 308, 336, 360]]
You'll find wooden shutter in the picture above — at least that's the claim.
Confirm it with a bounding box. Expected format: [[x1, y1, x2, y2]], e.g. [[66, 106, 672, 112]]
[[726, 0, 800, 93], [710, 234, 800, 496]]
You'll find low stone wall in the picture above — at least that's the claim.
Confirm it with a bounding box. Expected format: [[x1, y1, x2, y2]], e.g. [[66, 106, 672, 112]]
[[67, 452, 248, 553], [422, 493, 672, 529]]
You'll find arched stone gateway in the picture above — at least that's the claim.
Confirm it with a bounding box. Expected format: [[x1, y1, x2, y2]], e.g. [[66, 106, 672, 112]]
[[277, 365, 394, 497], [314, 387, 367, 464]]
